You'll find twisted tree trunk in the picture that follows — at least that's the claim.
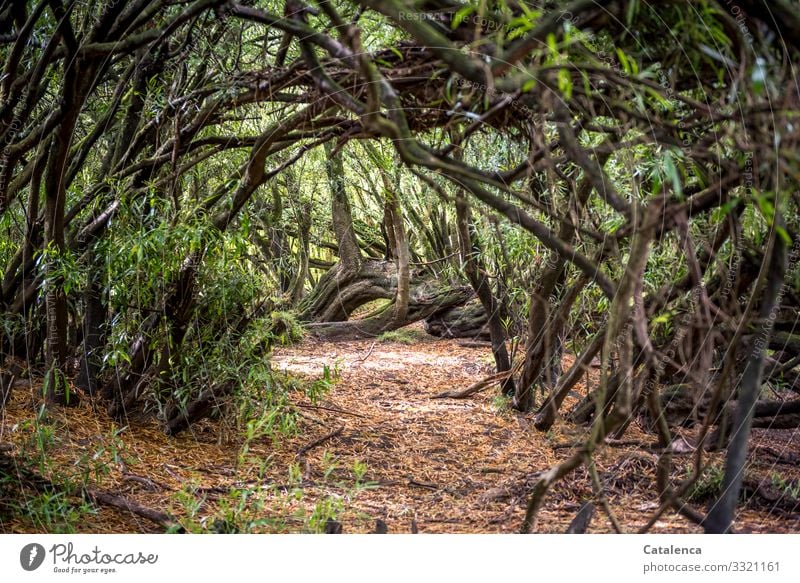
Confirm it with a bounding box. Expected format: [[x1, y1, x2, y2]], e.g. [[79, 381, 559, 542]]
[[455, 191, 515, 396], [424, 299, 489, 340], [514, 146, 609, 412]]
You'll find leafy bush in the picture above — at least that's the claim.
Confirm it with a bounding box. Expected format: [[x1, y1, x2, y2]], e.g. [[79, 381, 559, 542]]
[[269, 310, 305, 346]]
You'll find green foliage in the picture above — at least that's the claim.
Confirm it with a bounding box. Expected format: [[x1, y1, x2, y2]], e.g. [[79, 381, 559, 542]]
[[307, 496, 345, 532], [268, 311, 305, 346], [1, 0, 798, 537], [686, 463, 725, 502], [167, 452, 375, 533], [352, 460, 369, 486], [770, 472, 800, 500], [4, 413, 127, 532], [10, 490, 97, 534], [38, 243, 84, 297], [378, 327, 427, 344], [15, 404, 59, 475], [171, 483, 207, 533], [42, 368, 75, 405], [492, 394, 513, 415]]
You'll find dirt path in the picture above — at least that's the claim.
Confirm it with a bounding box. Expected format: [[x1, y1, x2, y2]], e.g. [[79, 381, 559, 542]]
[[272, 332, 552, 533], [271, 333, 798, 533]]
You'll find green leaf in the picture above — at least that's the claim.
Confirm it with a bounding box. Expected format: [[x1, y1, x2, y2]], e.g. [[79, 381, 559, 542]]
[[522, 78, 537, 92], [720, 197, 741, 215], [756, 194, 775, 222], [507, 16, 535, 40], [653, 313, 671, 324], [645, 86, 672, 110], [452, 5, 476, 29], [776, 225, 792, 246], [662, 152, 682, 197], [616, 48, 637, 75], [547, 33, 558, 58], [558, 68, 573, 100], [626, 0, 639, 26], [518, 4, 540, 20]]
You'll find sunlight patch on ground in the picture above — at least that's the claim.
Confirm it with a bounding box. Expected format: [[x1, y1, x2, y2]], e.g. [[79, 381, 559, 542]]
[[271, 347, 467, 376]]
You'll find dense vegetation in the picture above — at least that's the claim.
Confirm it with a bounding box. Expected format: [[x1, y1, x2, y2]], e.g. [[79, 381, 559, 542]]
[[1, 0, 799, 533]]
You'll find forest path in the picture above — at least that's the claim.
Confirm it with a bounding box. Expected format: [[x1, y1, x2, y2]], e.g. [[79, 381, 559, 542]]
[[270, 329, 682, 533], [271, 329, 557, 533], [269, 328, 798, 533]]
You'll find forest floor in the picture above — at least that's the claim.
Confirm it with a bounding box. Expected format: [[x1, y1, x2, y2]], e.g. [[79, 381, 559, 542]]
[[2, 325, 799, 533]]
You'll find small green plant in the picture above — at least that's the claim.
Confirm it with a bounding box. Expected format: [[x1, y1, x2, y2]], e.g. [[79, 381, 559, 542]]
[[212, 487, 274, 533], [74, 447, 111, 487], [41, 368, 75, 405], [171, 483, 207, 533], [321, 450, 338, 481], [15, 490, 97, 534], [687, 463, 725, 502], [492, 394, 513, 414], [306, 363, 339, 401], [18, 404, 58, 474], [307, 496, 344, 533], [352, 460, 368, 484], [237, 402, 291, 467], [351, 460, 379, 492], [287, 461, 303, 490], [99, 425, 131, 469], [770, 472, 800, 499]]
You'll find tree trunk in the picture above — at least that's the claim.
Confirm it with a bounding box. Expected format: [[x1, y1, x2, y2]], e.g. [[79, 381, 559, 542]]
[[299, 142, 363, 321], [164, 380, 236, 436], [425, 299, 489, 340], [43, 63, 88, 405], [75, 247, 106, 397], [705, 220, 787, 533], [306, 283, 473, 340], [387, 193, 410, 327], [534, 331, 604, 431], [455, 192, 514, 395], [289, 199, 312, 305], [326, 142, 360, 270], [513, 152, 607, 411]]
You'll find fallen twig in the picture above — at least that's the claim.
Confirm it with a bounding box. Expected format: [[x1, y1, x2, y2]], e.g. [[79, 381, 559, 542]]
[[432, 358, 524, 399], [457, 340, 492, 348], [121, 473, 169, 491], [296, 425, 344, 457], [294, 402, 367, 418], [408, 479, 438, 490], [86, 489, 181, 531], [353, 340, 378, 364], [162, 464, 183, 481], [552, 438, 644, 451]]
